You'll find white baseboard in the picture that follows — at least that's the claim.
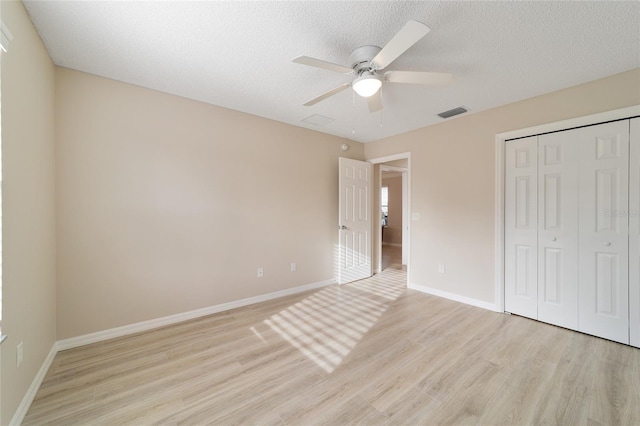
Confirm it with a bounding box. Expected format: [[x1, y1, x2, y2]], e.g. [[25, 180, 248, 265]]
[[57, 278, 336, 351], [408, 282, 499, 312], [9, 278, 336, 423], [10, 342, 58, 426]]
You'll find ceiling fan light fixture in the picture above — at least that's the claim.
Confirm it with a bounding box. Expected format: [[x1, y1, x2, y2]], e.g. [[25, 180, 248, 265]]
[[352, 72, 382, 98]]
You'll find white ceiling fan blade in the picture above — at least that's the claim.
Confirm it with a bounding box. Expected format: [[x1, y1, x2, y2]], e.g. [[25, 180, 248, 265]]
[[303, 83, 351, 106], [371, 20, 430, 70], [385, 70, 453, 86], [293, 56, 353, 74], [367, 90, 383, 113]]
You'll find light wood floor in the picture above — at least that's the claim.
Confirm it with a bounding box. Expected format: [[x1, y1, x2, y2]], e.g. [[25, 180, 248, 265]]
[[24, 257, 640, 425], [381, 243, 403, 271]]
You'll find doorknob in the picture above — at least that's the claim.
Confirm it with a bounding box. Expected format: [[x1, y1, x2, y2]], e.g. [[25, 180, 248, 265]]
[[604, 242, 611, 246], [552, 237, 557, 242], [340, 225, 348, 230]]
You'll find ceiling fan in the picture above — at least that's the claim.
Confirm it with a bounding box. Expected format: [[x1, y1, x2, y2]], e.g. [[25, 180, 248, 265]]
[[293, 20, 453, 113]]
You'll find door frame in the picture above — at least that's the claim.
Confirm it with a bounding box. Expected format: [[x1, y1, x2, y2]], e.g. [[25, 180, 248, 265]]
[[494, 105, 640, 313], [369, 152, 411, 284]]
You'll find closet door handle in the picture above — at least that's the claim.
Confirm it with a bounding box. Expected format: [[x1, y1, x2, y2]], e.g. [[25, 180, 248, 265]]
[[551, 237, 557, 242], [604, 242, 611, 246]]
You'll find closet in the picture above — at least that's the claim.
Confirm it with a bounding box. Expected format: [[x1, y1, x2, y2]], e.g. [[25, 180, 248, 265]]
[[505, 118, 640, 347]]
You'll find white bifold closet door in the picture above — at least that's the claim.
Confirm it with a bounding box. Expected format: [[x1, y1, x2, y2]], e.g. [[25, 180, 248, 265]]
[[537, 131, 579, 330], [629, 118, 640, 348], [505, 134, 580, 328], [505, 137, 538, 319], [577, 121, 629, 344], [506, 119, 637, 346]]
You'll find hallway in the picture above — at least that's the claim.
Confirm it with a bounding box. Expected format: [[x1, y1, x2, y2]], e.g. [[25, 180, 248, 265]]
[[381, 243, 404, 272]]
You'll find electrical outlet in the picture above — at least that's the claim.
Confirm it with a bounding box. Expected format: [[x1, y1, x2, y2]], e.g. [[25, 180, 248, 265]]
[[438, 264, 445, 274], [257, 267, 263, 278], [291, 262, 296, 272], [17, 341, 23, 368]]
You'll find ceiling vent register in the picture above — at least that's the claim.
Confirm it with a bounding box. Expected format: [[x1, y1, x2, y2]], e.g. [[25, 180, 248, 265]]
[[437, 106, 468, 119]]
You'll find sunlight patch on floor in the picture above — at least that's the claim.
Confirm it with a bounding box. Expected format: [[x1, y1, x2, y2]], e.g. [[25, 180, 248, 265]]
[[264, 270, 406, 373]]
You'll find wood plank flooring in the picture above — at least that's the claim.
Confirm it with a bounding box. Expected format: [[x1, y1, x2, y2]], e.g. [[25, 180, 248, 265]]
[[24, 253, 640, 425], [381, 243, 403, 271]]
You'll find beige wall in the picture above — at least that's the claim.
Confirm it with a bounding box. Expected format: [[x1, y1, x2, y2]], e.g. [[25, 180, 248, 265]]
[[365, 68, 640, 304], [1, 1, 57, 424], [55, 68, 363, 339], [382, 175, 402, 245]]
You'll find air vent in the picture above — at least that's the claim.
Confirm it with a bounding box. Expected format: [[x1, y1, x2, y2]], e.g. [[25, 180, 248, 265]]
[[437, 106, 468, 119], [302, 114, 335, 126]]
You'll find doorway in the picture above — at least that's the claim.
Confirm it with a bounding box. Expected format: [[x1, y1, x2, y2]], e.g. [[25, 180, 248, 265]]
[[369, 153, 411, 283], [380, 166, 407, 271]]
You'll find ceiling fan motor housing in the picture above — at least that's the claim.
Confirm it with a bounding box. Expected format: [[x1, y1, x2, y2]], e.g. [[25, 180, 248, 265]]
[[349, 45, 382, 75]]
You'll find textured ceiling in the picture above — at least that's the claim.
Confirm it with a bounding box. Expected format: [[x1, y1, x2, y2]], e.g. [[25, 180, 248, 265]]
[[22, 1, 640, 143]]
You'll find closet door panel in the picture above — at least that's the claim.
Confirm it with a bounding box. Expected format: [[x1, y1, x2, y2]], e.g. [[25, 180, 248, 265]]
[[505, 137, 538, 319], [578, 121, 630, 344], [630, 117, 640, 348], [537, 132, 579, 330]]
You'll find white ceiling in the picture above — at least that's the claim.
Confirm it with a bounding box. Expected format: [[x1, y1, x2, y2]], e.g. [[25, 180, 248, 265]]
[[22, 1, 640, 143]]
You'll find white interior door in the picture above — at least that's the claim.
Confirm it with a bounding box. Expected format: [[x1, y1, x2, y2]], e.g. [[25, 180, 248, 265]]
[[537, 131, 579, 330], [505, 136, 538, 319], [578, 121, 630, 344], [339, 158, 372, 284], [629, 118, 640, 348]]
